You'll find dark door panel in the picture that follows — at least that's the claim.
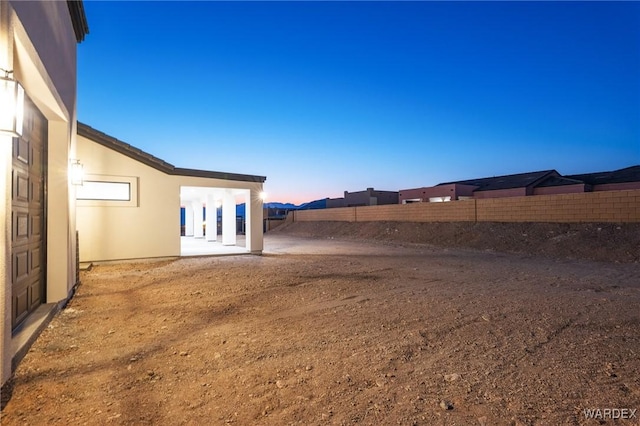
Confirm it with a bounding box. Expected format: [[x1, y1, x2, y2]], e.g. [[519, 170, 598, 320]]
[[11, 97, 47, 330]]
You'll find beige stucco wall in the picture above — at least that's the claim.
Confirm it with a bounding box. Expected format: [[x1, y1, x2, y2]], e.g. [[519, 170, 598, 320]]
[[1, 0, 79, 385], [76, 134, 264, 262], [76, 135, 178, 261]]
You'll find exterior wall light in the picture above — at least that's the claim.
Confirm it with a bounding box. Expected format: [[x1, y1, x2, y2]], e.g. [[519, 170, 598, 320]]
[[70, 160, 85, 186], [0, 69, 25, 137], [259, 191, 267, 202]]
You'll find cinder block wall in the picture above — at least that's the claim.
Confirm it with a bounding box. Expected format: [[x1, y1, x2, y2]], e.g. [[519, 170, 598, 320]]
[[290, 189, 640, 223], [354, 201, 476, 222], [476, 189, 640, 223], [292, 207, 357, 222]]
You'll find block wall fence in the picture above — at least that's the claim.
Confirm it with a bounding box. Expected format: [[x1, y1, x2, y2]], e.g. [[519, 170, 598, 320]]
[[287, 189, 640, 224]]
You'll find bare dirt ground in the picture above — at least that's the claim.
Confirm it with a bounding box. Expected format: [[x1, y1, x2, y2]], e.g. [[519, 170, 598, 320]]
[[2, 223, 640, 425]]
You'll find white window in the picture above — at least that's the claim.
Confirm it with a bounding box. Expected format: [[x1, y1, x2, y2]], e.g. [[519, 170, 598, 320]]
[[76, 175, 138, 207], [77, 181, 131, 201], [428, 196, 451, 203]]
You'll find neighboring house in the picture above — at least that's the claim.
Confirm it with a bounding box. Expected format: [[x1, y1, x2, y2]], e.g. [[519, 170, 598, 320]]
[[327, 187, 399, 208], [399, 183, 478, 203], [264, 206, 295, 221], [531, 166, 640, 195], [400, 170, 559, 203], [399, 166, 640, 203], [263, 206, 293, 232], [531, 176, 591, 196], [566, 165, 640, 192], [76, 123, 266, 261], [1, 0, 89, 386], [326, 197, 347, 208], [438, 170, 561, 200]]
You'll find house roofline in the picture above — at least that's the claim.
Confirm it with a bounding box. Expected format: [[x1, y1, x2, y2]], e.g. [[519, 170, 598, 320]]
[[437, 170, 558, 192], [67, 1, 89, 43], [77, 122, 267, 183], [535, 175, 587, 188], [172, 167, 267, 183], [566, 165, 640, 185]]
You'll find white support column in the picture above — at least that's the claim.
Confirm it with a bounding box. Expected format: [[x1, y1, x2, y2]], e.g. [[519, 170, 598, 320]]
[[192, 201, 204, 238], [205, 194, 217, 241], [222, 190, 236, 246], [184, 204, 194, 236], [47, 120, 73, 302], [246, 188, 264, 254]]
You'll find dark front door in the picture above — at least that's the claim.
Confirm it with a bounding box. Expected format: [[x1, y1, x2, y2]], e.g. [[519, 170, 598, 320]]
[[11, 97, 47, 330]]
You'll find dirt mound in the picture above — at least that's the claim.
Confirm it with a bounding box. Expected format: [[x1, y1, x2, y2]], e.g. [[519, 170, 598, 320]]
[[272, 221, 640, 263]]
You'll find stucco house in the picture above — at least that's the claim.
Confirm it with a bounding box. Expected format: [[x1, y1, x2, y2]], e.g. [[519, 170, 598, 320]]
[[399, 166, 640, 203], [400, 170, 559, 203], [399, 183, 478, 203], [565, 165, 640, 192], [326, 187, 399, 208], [1, 0, 88, 386], [1, 0, 267, 388], [76, 123, 266, 262]]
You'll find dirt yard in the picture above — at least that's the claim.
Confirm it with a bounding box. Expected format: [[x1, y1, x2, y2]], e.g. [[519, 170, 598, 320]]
[[1, 223, 640, 425]]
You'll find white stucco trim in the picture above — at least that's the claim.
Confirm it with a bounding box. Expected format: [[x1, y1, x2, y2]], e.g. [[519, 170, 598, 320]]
[[12, 17, 67, 121]]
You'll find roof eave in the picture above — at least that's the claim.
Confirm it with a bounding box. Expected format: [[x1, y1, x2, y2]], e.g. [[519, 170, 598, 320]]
[[77, 122, 266, 184], [67, 1, 89, 43], [172, 167, 266, 183], [77, 122, 175, 173]]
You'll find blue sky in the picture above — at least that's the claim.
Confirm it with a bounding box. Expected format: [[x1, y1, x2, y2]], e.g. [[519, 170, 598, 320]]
[[78, 1, 640, 205]]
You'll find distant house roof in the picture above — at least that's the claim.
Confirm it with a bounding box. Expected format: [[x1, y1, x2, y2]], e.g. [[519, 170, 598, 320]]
[[535, 175, 586, 188], [437, 170, 558, 192], [77, 122, 266, 183], [566, 165, 640, 186]]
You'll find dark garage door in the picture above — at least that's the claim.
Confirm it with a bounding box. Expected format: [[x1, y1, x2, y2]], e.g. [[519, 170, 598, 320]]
[[11, 97, 46, 330]]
